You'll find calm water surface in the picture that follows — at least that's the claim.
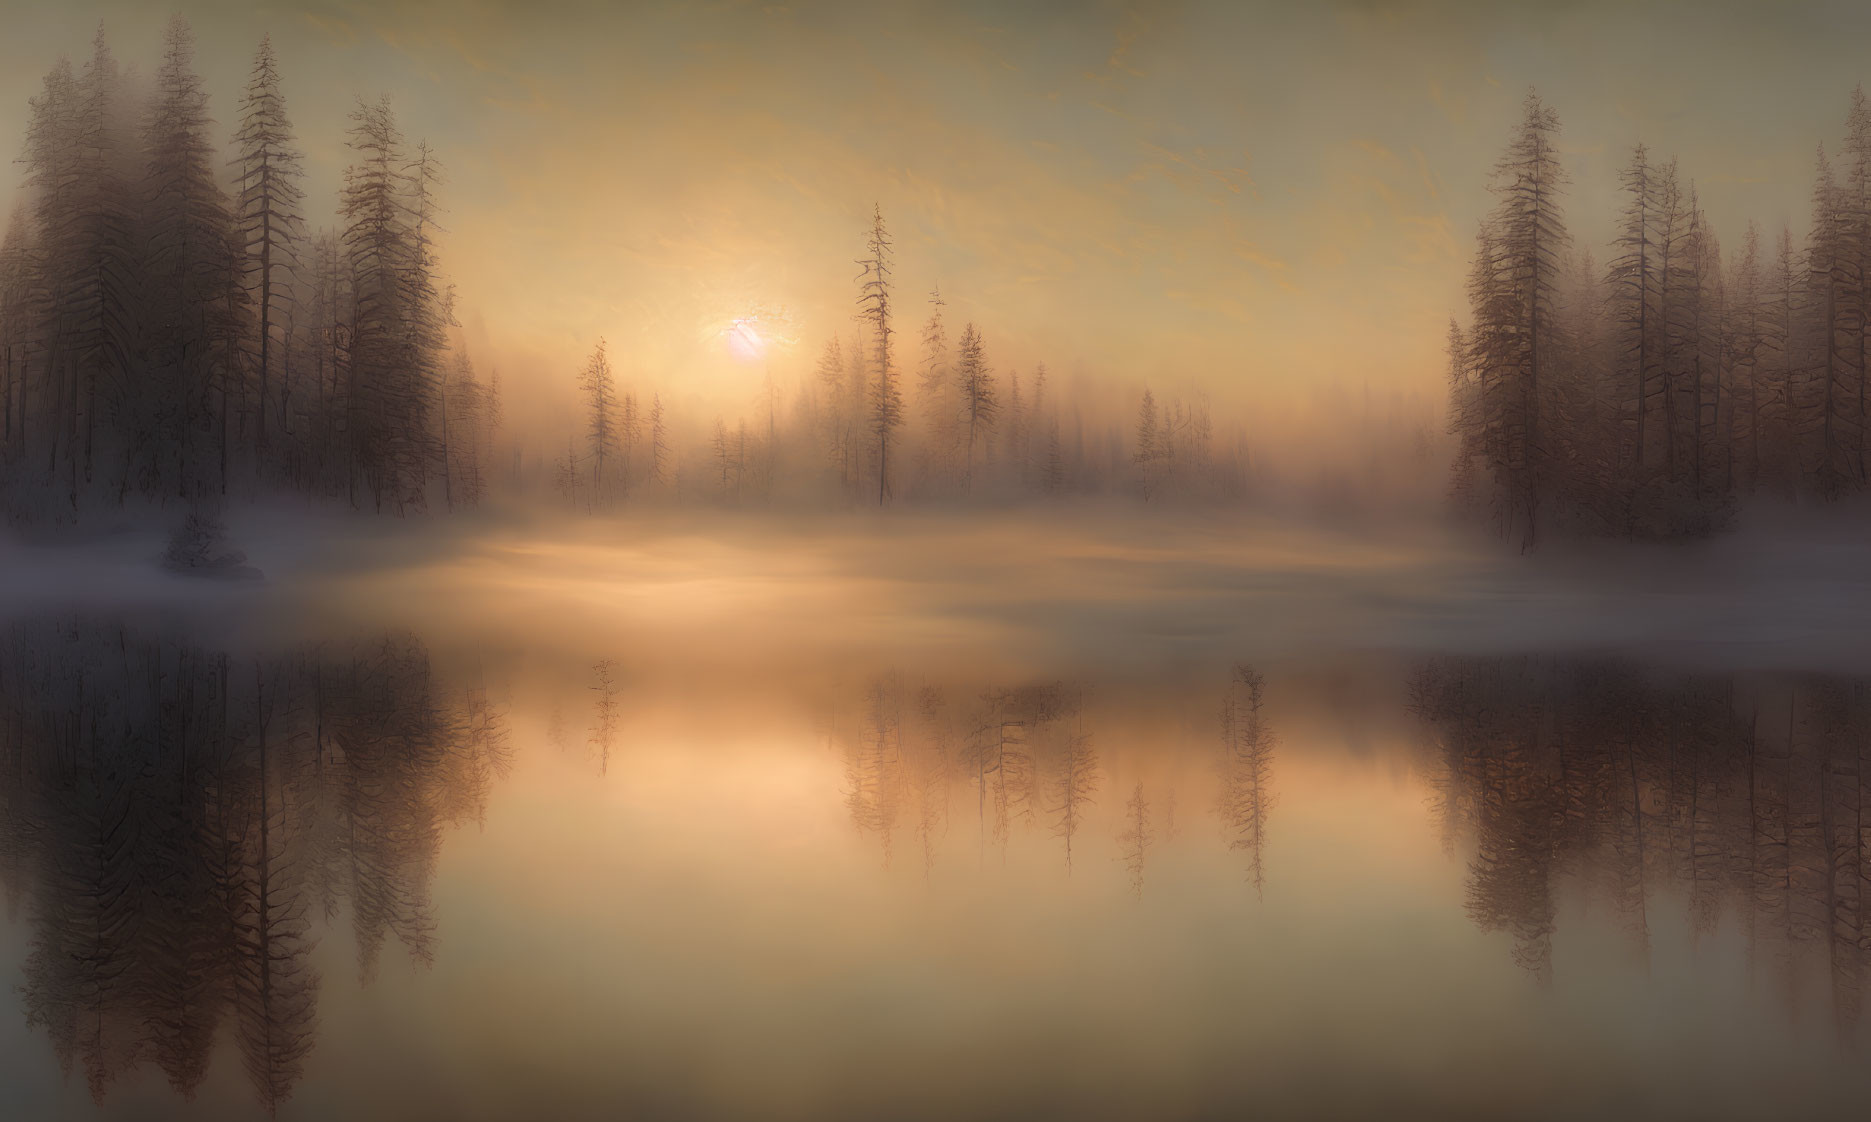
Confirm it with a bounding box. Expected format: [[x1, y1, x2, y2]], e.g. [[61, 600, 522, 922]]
[[3, 513, 1871, 1120]]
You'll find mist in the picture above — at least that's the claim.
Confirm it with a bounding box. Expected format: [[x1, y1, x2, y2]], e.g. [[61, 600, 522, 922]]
[[4, 3, 1871, 1121]]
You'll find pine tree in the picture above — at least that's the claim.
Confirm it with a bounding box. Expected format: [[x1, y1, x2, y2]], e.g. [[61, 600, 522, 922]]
[[1042, 417, 1064, 494], [916, 287, 957, 487], [1005, 369, 1026, 474], [1027, 362, 1050, 488], [232, 34, 304, 453], [401, 140, 448, 501], [1134, 387, 1161, 499], [1760, 226, 1800, 492], [813, 336, 848, 491], [733, 417, 749, 501], [1729, 223, 1767, 493], [439, 345, 485, 508], [1680, 188, 1721, 498], [619, 391, 639, 492], [0, 207, 31, 462], [578, 338, 618, 497], [1652, 158, 1690, 486], [1446, 318, 1480, 512], [1468, 91, 1569, 548], [143, 15, 246, 499], [857, 205, 900, 503], [954, 322, 995, 491], [648, 392, 669, 486], [27, 30, 139, 509], [711, 417, 731, 495], [1844, 86, 1871, 483], [1807, 145, 1853, 495], [1607, 143, 1657, 475], [340, 96, 430, 511]]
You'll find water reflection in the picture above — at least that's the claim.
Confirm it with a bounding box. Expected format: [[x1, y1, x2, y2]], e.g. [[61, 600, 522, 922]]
[[8, 618, 1871, 1118], [1413, 656, 1871, 1039], [829, 668, 1277, 896], [1220, 665, 1276, 897], [0, 621, 509, 1111]]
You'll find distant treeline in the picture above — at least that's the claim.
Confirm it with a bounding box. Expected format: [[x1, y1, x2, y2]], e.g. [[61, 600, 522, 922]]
[[0, 19, 1440, 526], [557, 207, 1270, 511], [1451, 90, 1871, 545], [0, 19, 497, 522]]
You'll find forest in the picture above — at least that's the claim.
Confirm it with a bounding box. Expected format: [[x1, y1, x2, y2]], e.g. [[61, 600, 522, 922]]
[[29, 20, 1871, 549], [0, 18, 1339, 533], [1450, 88, 1871, 546], [0, 19, 490, 522]]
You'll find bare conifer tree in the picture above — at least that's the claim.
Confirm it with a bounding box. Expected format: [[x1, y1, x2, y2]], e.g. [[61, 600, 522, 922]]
[[856, 205, 901, 503]]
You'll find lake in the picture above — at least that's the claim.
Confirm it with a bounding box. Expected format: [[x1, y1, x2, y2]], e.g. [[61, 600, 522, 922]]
[[3, 509, 1871, 1120]]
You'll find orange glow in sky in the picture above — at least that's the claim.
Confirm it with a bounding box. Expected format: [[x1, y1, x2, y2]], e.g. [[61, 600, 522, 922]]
[[0, 1, 1860, 451]]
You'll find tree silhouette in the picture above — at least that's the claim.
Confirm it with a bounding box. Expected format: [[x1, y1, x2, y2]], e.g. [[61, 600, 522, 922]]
[[1442, 87, 1871, 539], [1134, 389, 1161, 500], [955, 323, 996, 493], [857, 205, 900, 504], [579, 339, 618, 501], [339, 95, 444, 512], [232, 33, 304, 454]]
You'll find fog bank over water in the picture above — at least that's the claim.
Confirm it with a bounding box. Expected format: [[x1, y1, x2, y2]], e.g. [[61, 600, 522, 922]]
[[8, 500, 1871, 676]]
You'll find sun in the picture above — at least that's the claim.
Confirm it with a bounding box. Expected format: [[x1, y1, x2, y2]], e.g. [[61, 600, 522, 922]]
[[724, 317, 766, 361], [717, 308, 797, 363]]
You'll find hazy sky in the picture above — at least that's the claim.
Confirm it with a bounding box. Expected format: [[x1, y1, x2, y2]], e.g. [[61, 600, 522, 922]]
[[0, 0, 1867, 436]]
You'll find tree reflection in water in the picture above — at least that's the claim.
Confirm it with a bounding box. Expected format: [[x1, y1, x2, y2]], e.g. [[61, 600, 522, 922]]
[[0, 620, 510, 1111], [1413, 656, 1871, 1039]]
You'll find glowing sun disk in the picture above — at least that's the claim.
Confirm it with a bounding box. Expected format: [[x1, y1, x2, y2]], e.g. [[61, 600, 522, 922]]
[[725, 318, 766, 361]]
